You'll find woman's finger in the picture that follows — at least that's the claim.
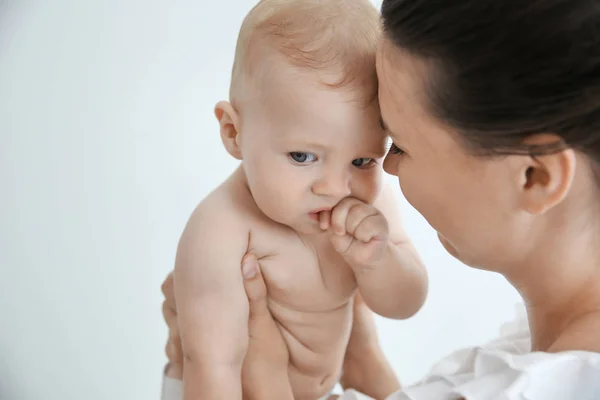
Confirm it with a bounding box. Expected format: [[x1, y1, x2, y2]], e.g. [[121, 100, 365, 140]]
[[161, 299, 176, 327], [241, 253, 270, 319], [165, 361, 183, 379], [161, 270, 184, 369], [239, 252, 293, 396], [161, 271, 173, 296], [162, 297, 183, 364], [161, 271, 177, 312], [165, 337, 183, 364]]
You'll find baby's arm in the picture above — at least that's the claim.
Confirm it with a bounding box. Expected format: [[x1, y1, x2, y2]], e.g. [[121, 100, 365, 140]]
[[357, 185, 428, 319], [174, 204, 250, 400]]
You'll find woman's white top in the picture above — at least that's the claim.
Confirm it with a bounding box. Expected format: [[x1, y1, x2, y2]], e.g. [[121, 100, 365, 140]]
[[343, 304, 600, 400]]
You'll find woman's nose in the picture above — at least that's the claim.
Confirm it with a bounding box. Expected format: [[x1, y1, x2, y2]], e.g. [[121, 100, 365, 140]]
[[383, 154, 398, 176]]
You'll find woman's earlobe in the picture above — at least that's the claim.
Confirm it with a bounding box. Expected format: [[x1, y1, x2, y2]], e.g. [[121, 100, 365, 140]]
[[214, 101, 242, 160], [521, 149, 576, 214]]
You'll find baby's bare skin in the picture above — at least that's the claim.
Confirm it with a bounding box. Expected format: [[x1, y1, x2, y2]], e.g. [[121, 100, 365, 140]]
[[175, 166, 425, 400], [173, 5, 428, 396], [251, 224, 357, 397], [246, 199, 357, 397]]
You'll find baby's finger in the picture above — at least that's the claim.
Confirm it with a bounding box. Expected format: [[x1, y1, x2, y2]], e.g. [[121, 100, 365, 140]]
[[320, 210, 331, 230], [241, 253, 270, 319], [355, 214, 388, 243], [329, 230, 354, 255], [345, 204, 378, 236], [331, 198, 360, 235]]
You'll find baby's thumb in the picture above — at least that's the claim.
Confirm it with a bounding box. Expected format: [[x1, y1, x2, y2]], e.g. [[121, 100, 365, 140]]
[[241, 253, 269, 318]]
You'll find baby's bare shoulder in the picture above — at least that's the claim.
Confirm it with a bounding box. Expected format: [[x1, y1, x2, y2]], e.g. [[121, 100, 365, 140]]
[[186, 179, 257, 231], [181, 178, 292, 263]]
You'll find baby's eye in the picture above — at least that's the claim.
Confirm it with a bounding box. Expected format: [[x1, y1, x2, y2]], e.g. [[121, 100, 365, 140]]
[[289, 152, 317, 164], [352, 158, 375, 168]]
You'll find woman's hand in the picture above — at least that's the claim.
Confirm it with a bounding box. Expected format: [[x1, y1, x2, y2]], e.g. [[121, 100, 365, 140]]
[[161, 271, 183, 379], [238, 254, 292, 398], [160, 253, 293, 399], [339, 292, 401, 400]]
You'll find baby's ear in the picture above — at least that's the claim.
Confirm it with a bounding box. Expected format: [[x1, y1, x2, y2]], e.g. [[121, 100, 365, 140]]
[[214, 101, 242, 160]]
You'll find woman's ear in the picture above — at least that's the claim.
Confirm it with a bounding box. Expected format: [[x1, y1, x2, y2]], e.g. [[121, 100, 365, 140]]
[[214, 101, 242, 160], [519, 135, 576, 215]]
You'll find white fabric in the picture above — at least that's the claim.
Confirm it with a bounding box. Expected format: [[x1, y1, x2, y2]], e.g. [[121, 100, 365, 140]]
[[160, 375, 338, 400], [161, 375, 183, 400], [341, 303, 600, 400]]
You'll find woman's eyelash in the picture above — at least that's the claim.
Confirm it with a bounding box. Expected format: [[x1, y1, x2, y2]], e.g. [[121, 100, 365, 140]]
[[389, 143, 404, 155]]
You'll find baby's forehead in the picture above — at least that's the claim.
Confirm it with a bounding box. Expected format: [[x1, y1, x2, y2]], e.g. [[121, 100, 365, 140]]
[[229, 0, 380, 107], [269, 89, 380, 131], [256, 64, 377, 114], [268, 101, 388, 152]]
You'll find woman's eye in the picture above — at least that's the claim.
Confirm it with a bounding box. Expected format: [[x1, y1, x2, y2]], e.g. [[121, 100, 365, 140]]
[[289, 152, 317, 164], [351, 158, 375, 168], [389, 143, 405, 155]]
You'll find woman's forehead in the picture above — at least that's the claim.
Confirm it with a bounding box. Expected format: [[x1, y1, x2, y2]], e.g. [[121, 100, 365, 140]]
[[377, 40, 430, 107], [376, 43, 430, 134], [376, 40, 468, 159]]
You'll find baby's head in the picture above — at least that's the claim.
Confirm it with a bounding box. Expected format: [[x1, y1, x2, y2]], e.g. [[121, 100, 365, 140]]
[[216, 0, 386, 234]]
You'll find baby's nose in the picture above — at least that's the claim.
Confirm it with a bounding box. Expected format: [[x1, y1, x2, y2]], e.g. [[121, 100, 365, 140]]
[[312, 171, 352, 199]]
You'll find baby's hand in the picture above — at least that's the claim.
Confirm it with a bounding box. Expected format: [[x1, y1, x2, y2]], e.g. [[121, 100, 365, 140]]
[[320, 197, 389, 269]]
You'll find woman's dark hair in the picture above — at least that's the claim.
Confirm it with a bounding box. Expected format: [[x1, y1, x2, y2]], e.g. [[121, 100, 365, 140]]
[[381, 0, 600, 164]]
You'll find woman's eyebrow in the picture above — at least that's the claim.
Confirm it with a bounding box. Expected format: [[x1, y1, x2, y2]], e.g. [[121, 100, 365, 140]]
[[379, 116, 395, 135]]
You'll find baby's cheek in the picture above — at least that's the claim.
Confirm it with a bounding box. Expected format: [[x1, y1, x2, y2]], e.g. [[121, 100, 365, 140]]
[[354, 169, 383, 204]]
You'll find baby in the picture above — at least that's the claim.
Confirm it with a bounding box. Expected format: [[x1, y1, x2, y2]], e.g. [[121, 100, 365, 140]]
[[173, 0, 428, 399]]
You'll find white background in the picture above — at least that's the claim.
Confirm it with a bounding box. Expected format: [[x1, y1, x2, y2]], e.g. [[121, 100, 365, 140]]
[[0, 1, 521, 399]]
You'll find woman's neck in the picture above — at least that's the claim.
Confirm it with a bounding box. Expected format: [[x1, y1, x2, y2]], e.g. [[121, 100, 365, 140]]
[[506, 230, 600, 352], [525, 278, 600, 352]]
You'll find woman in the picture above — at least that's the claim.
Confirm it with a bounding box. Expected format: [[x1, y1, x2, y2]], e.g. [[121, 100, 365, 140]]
[[162, 0, 600, 398]]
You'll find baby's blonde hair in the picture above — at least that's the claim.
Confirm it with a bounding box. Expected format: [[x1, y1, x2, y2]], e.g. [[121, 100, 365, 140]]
[[229, 0, 381, 106]]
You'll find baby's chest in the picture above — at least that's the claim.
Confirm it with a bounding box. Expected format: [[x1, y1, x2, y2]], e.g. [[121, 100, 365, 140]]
[[250, 232, 357, 312]]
